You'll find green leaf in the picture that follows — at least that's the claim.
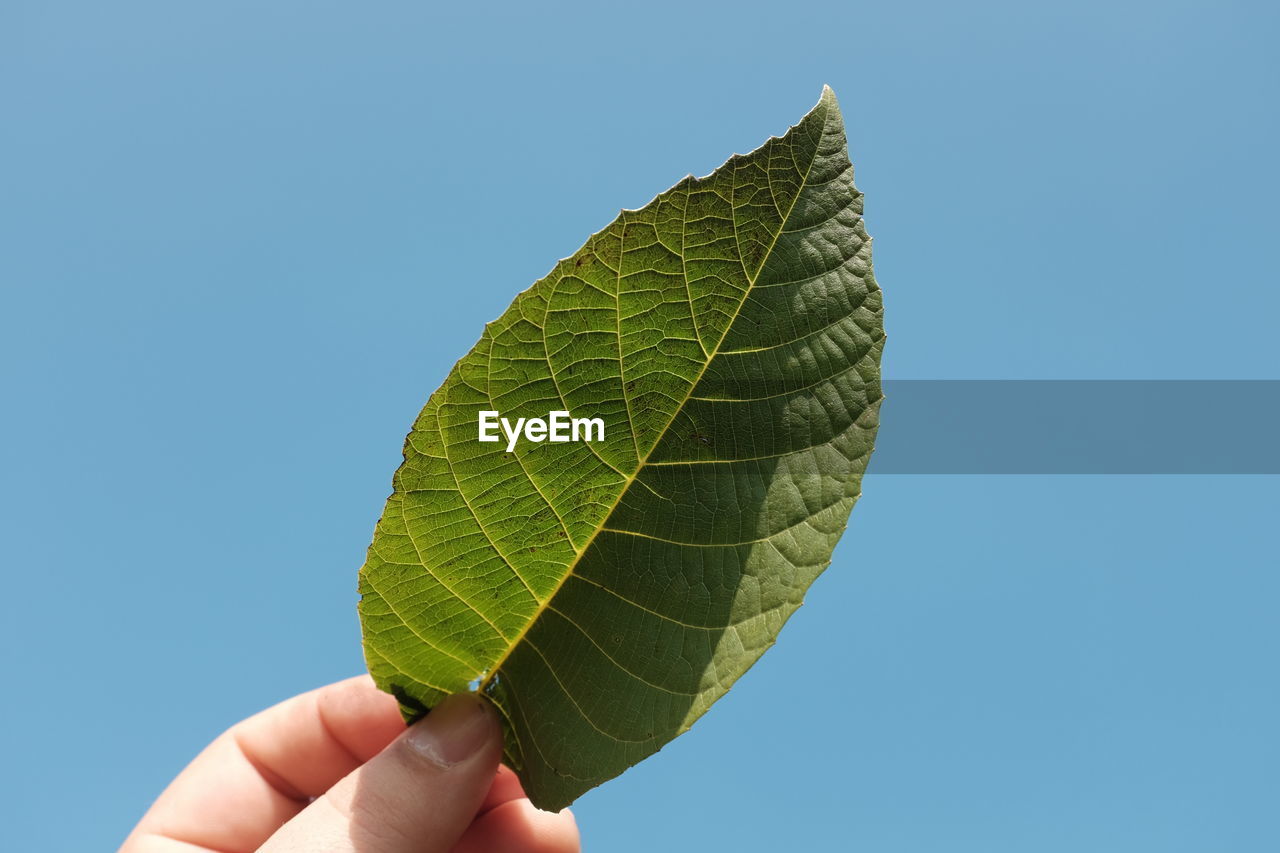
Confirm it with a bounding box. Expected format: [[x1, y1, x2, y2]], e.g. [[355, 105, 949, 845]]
[[358, 86, 884, 810]]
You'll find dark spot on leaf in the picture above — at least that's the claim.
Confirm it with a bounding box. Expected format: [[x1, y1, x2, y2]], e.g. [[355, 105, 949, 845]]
[[390, 685, 429, 724]]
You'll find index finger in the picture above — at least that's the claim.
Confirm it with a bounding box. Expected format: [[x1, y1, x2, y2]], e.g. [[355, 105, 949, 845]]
[[123, 675, 405, 852]]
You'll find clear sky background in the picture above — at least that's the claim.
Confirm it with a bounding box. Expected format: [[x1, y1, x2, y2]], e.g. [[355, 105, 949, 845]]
[[3, 1, 1277, 850]]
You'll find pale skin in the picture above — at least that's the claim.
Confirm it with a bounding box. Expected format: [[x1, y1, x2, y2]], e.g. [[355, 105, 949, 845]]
[[122, 676, 580, 853]]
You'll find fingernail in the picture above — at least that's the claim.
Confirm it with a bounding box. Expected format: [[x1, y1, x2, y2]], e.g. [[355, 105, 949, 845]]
[[405, 693, 496, 767]]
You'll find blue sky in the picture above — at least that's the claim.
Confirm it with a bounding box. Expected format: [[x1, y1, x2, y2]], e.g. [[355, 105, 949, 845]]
[[2, 1, 1277, 850]]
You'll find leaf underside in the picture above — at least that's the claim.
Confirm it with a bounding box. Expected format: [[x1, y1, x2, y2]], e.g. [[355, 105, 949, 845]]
[[358, 86, 884, 810]]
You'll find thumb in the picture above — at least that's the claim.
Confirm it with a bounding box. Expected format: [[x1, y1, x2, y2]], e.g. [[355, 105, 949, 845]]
[[260, 693, 503, 853]]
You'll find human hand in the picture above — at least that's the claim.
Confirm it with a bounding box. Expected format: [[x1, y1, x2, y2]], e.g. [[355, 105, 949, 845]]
[[121, 676, 580, 852]]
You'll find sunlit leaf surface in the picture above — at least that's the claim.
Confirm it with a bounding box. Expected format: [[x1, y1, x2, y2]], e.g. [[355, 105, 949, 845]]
[[359, 87, 884, 809]]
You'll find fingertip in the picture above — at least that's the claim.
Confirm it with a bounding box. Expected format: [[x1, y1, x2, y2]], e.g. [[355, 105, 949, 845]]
[[313, 676, 406, 761], [452, 798, 580, 853], [480, 764, 528, 815], [402, 692, 502, 768]]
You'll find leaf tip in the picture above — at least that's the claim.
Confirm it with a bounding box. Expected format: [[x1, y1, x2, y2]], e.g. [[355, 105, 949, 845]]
[[817, 84, 842, 126]]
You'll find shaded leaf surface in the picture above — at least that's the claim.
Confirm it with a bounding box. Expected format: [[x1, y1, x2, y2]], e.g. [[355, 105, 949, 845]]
[[359, 87, 883, 809]]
